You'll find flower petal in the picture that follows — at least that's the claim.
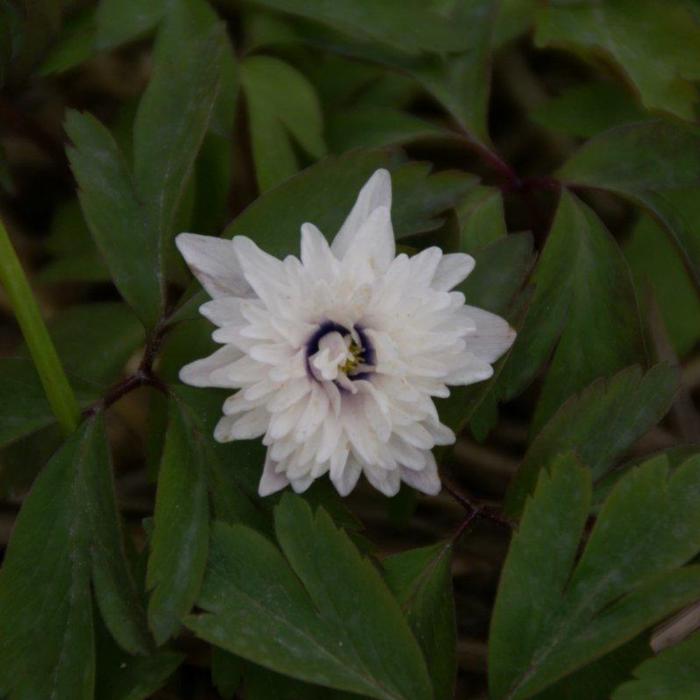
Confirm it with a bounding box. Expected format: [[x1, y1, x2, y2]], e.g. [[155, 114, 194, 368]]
[[258, 452, 290, 497], [340, 205, 395, 272], [465, 306, 517, 363], [432, 253, 475, 291], [331, 454, 361, 497], [176, 233, 252, 298], [401, 453, 441, 495], [331, 169, 392, 259], [179, 345, 242, 387]]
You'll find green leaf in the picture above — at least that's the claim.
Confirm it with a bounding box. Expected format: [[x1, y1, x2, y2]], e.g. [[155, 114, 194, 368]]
[[146, 400, 209, 644], [558, 121, 700, 287], [0, 216, 80, 435], [95, 618, 183, 700], [244, 663, 329, 699], [613, 631, 700, 699], [530, 82, 647, 139], [482, 190, 645, 436], [384, 542, 456, 700], [494, 0, 537, 46], [328, 106, 447, 152], [535, 0, 700, 120], [241, 55, 326, 191], [0, 417, 151, 699], [0, 303, 145, 449], [133, 0, 228, 255], [436, 232, 534, 436], [625, 213, 700, 357], [39, 7, 95, 75], [18, 302, 145, 390], [505, 363, 679, 517], [211, 649, 243, 700], [95, 0, 167, 49], [241, 0, 472, 54], [186, 497, 432, 700], [65, 110, 164, 329], [456, 185, 507, 253], [223, 150, 475, 255], [39, 200, 110, 284], [489, 453, 700, 699], [407, 0, 497, 141], [535, 635, 651, 700]]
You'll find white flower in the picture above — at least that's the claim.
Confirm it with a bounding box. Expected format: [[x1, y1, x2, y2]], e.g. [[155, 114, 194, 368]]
[[176, 170, 515, 498]]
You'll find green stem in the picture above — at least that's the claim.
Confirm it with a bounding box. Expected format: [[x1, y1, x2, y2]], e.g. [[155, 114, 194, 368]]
[[0, 216, 80, 434]]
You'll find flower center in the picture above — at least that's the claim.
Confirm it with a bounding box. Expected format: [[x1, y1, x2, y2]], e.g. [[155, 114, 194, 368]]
[[305, 321, 374, 389]]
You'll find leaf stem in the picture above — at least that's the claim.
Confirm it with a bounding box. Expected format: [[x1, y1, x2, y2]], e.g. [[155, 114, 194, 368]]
[[0, 216, 80, 435]]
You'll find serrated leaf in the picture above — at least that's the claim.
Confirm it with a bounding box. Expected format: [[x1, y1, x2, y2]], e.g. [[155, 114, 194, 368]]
[[0, 417, 151, 699], [558, 121, 700, 287], [186, 496, 432, 700], [489, 453, 700, 699], [479, 190, 645, 436], [133, 0, 228, 255], [384, 543, 456, 700], [535, 0, 700, 120], [613, 630, 700, 699], [146, 399, 209, 644], [65, 110, 164, 329], [505, 363, 679, 517], [241, 55, 326, 191]]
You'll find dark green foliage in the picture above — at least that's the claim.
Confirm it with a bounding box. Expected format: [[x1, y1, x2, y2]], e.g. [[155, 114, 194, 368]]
[[490, 454, 700, 699], [186, 497, 432, 699], [2, 1, 700, 698]]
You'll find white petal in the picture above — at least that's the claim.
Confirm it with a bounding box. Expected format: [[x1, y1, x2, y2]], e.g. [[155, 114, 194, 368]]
[[214, 407, 268, 441], [464, 306, 516, 363], [432, 253, 475, 291], [232, 236, 287, 307], [258, 452, 289, 497], [408, 247, 443, 288], [401, 453, 441, 495], [341, 205, 395, 272], [365, 464, 401, 497], [199, 297, 246, 327], [176, 233, 252, 298], [331, 455, 361, 497], [300, 223, 337, 277], [290, 474, 315, 493], [331, 169, 392, 259], [179, 345, 241, 387], [445, 357, 494, 385]]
